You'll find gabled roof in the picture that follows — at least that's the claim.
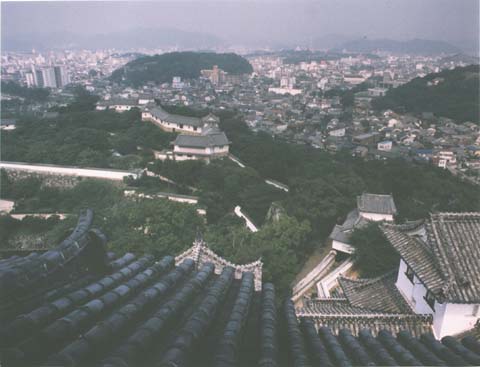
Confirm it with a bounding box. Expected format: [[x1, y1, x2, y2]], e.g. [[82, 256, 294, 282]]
[[1, 210, 479, 366], [98, 98, 138, 106], [174, 131, 229, 149], [297, 298, 433, 337], [427, 213, 480, 303], [381, 212, 480, 303], [296, 271, 435, 337], [150, 106, 203, 127], [328, 209, 369, 243], [201, 113, 220, 124], [339, 271, 413, 314], [357, 193, 397, 215]]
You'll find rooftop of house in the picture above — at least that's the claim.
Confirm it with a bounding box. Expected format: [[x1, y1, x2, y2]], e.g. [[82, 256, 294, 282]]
[[149, 106, 203, 127], [381, 212, 480, 304], [297, 271, 434, 338], [174, 126, 230, 149], [339, 271, 413, 314], [0, 210, 479, 366], [0, 118, 16, 126], [357, 193, 397, 215], [329, 209, 369, 244], [98, 98, 138, 106]]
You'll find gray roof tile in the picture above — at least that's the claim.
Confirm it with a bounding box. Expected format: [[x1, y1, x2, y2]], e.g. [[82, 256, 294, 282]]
[[357, 193, 397, 215], [382, 212, 480, 303]]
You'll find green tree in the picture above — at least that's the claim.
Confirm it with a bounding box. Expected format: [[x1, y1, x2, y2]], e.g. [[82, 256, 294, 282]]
[[350, 223, 400, 277], [102, 199, 205, 257]]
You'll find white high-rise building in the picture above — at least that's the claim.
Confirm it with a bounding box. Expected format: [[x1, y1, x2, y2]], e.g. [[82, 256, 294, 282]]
[[41, 67, 57, 88], [25, 72, 35, 87], [54, 66, 70, 88]]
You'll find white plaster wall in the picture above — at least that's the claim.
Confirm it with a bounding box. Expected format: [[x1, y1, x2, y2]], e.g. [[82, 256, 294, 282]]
[[265, 180, 289, 192], [174, 146, 208, 155], [396, 260, 415, 304], [149, 116, 201, 134], [212, 146, 229, 154], [436, 303, 480, 338], [167, 196, 198, 204], [234, 206, 258, 232], [114, 105, 134, 112], [396, 259, 479, 338], [174, 155, 200, 161], [359, 212, 393, 222], [331, 240, 354, 254], [396, 259, 433, 314], [432, 301, 448, 338], [0, 199, 15, 213]]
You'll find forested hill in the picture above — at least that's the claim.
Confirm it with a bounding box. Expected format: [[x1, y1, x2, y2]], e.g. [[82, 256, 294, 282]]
[[110, 52, 253, 86], [372, 64, 480, 123]]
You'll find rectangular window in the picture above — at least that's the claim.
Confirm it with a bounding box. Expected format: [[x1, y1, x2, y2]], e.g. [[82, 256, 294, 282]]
[[424, 290, 435, 310], [180, 124, 184, 129], [405, 265, 415, 283], [193, 127, 197, 131]]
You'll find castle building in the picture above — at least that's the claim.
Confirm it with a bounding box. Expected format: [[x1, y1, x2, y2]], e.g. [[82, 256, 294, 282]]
[[382, 212, 480, 338], [0, 209, 478, 366], [329, 193, 397, 254], [300, 212, 480, 340], [141, 105, 207, 134], [153, 113, 230, 162]]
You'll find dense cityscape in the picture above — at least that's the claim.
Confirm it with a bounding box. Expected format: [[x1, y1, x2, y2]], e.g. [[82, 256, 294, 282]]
[[3, 48, 479, 180], [1, 1, 479, 366]]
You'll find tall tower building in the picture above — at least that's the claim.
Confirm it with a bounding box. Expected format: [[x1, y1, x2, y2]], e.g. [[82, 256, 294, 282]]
[[54, 66, 70, 88], [25, 72, 35, 87], [35, 69, 44, 87], [41, 67, 57, 88]]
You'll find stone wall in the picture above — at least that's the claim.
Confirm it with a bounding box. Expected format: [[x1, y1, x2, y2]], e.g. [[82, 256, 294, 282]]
[[4, 169, 125, 189], [5, 169, 81, 188]]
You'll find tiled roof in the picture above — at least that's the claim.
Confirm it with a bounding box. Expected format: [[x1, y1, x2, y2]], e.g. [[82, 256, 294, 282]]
[[382, 212, 480, 303], [297, 297, 433, 338], [174, 130, 230, 149], [0, 211, 479, 366], [339, 271, 413, 314], [384, 226, 443, 285], [427, 212, 480, 303], [150, 106, 203, 127], [357, 193, 397, 214], [290, 300, 480, 367], [98, 98, 138, 106], [328, 209, 369, 243]]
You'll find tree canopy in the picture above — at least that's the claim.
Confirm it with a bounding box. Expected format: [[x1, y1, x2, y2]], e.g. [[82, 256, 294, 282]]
[[110, 52, 253, 86], [350, 223, 400, 277], [372, 65, 480, 123], [1, 81, 50, 102]]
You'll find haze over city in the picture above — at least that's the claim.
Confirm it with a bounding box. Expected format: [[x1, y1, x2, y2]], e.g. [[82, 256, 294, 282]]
[[2, 0, 479, 53]]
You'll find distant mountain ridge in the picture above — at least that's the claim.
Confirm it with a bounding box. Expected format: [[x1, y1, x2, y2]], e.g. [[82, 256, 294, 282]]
[[335, 38, 461, 54], [372, 65, 480, 123], [110, 52, 253, 86], [1, 28, 225, 51]]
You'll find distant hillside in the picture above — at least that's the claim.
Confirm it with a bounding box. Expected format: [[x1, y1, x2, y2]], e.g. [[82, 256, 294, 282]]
[[110, 52, 253, 86], [372, 65, 479, 123], [2, 28, 224, 51], [336, 38, 461, 55]]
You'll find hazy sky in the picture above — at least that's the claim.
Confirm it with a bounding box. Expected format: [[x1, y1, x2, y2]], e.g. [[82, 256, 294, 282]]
[[2, 0, 479, 45]]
